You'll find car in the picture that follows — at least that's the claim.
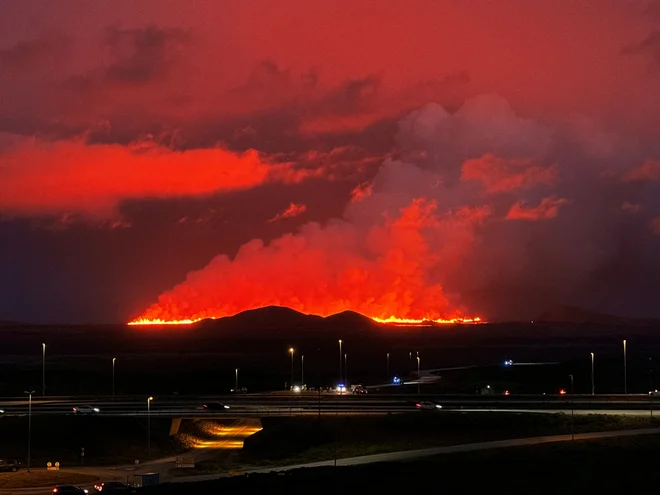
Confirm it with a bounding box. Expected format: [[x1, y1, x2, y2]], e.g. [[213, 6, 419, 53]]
[[202, 402, 230, 411], [0, 459, 21, 472], [416, 401, 442, 410], [93, 481, 135, 493], [72, 405, 100, 415], [52, 485, 88, 494]]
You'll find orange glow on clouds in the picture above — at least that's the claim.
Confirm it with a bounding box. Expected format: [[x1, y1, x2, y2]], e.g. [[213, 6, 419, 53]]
[[268, 202, 307, 223], [461, 154, 557, 193], [0, 139, 318, 218], [506, 196, 568, 221], [130, 198, 484, 326], [622, 160, 660, 182]]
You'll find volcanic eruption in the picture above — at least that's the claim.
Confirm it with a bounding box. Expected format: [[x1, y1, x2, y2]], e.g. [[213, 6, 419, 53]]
[[131, 94, 660, 326]]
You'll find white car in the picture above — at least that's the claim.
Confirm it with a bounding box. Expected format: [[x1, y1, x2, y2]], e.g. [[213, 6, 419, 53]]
[[72, 405, 100, 415]]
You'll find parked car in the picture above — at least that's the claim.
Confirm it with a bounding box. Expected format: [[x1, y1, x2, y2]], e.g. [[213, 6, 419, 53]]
[[72, 405, 100, 415], [52, 485, 88, 494], [0, 459, 21, 472], [93, 481, 135, 493]]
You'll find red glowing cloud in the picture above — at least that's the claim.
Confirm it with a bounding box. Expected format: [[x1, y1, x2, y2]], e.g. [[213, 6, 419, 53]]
[[622, 160, 660, 182], [268, 202, 307, 223], [460, 154, 557, 193], [0, 138, 318, 218], [506, 197, 569, 221], [652, 217, 660, 235]]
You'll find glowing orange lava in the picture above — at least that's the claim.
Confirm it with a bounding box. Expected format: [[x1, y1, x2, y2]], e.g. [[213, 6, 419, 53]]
[[128, 312, 482, 326], [127, 318, 207, 326]]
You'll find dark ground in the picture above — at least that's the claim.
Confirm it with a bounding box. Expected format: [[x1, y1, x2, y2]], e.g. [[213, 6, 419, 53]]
[[0, 416, 181, 466], [139, 433, 660, 494], [1, 316, 660, 396]]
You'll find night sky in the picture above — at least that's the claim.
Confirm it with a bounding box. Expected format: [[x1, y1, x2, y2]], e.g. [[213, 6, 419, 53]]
[[2, 1, 660, 324]]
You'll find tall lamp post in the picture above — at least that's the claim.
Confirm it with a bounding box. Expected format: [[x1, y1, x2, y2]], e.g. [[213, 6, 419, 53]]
[[147, 396, 153, 458], [569, 375, 574, 440], [623, 339, 628, 394], [112, 357, 116, 397], [42, 343, 46, 396], [417, 356, 421, 395], [25, 390, 35, 472], [301, 355, 304, 388], [344, 353, 348, 385], [591, 352, 595, 395], [235, 368, 239, 391], [338, 340, 343, 385], [386, 352, 390, 382], [289, 348, 295, 390]]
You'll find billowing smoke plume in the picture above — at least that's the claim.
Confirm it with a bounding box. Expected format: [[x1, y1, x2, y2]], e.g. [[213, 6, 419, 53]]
[[135, 94, 660, 322]]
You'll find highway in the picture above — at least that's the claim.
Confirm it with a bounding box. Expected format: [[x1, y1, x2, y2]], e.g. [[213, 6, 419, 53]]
[[2, 393, 660, 417]]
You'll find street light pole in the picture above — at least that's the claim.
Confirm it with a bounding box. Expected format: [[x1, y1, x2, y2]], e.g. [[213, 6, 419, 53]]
[[344, 353, 347, 385], [24, 390, 34, 472], [289, 348, 295, 390], [338, 340, 343, 385], [42, 343, 46, 396], [112, 357, 116, 397], [417, 356, 421, 395], [386, 352, 390, 382], [235, 368, 239, 391], [569, 375, 574, 440], [301, 355, 304, 388], [147, 397, 153, 458], [623, 339, 628, 394], [591, 352, 595, 395]]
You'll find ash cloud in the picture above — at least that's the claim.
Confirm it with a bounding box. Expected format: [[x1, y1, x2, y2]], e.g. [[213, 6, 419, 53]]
[[138, 94, 660, 321]]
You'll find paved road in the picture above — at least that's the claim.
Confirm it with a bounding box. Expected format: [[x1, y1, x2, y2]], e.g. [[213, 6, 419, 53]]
[[2, 393, 660, 417], [171, 427, 660, 484]]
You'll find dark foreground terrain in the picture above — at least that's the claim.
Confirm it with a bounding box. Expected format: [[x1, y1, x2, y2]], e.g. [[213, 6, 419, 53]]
[[2, 306, 660, 396], [142, 434, 660, 494]]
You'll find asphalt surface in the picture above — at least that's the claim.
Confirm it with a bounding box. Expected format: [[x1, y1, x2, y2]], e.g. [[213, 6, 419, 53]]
[[2, 393, 660, 417]]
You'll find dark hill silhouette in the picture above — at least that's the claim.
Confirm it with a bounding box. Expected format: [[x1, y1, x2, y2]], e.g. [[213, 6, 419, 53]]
[[199, 306, 323, 334], [196, 306, 382, 337], [323, 310, 380, 329], [535, 305, 658, 325]]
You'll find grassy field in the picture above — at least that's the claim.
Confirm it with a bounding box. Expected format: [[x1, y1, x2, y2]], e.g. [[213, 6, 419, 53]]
[[0, 416, 187, 466], [0, 471, 98, 489], [140, 432, 660, 494], [237, 411, 659, 466]]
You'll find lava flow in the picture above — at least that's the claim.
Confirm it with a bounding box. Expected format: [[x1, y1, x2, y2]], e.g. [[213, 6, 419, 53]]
[[128, 312, 482, 326]]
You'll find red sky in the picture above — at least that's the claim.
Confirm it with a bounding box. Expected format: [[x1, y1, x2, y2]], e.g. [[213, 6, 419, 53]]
[[1, 0, 660, 323]]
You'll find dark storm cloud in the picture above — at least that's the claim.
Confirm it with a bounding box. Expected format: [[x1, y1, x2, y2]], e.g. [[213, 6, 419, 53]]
[[642, 0, 660, 19], [102, 25, 191, 85], [622, 30, 660, 68], [319, 75, 381, 115], [65, 25, 192, 94], [0, 34, 70, 73]]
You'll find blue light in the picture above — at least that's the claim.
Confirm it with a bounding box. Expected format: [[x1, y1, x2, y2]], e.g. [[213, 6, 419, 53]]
[[393, 376, 401, 384], [504, 360, 513, 366]]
